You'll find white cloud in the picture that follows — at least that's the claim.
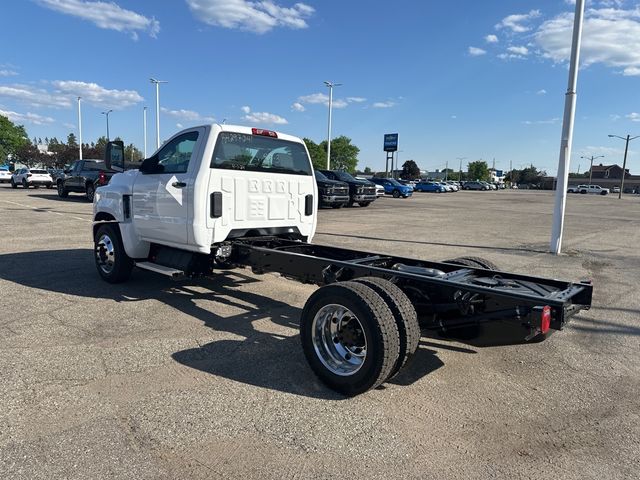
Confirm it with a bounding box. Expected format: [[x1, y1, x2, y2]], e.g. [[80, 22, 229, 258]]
[[296, 92, 350, 109], [0, 108, 55, 125], [495, 10, 541, 33], [522, 117, 560, 125], [0, 84, 72, 108], [0, 81, 143, 110], [372, 101, 396, 108], [241, 106, 287, 125], [468, 46, 487, 56], [185, 0, 314, 34], [53, 80, 143, 109], [346, 97, 366, 103], [161, 107, 215, 122], [291, 102, 305, 112], [0, 69, 18, 77], [610, 114, 621, 121], [35, 0, 159, 39], [63, 122, 76, 129], [451, 115, 457, 119], [537, 89, 547, 95], [507, 45, 529, 55], [626, 112, 640, 122], [534, 7, 640, 75], [485, 34, 498, 43]]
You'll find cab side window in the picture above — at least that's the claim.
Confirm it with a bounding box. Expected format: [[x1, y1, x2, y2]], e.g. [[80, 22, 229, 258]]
[[155, 131, 199, 174]]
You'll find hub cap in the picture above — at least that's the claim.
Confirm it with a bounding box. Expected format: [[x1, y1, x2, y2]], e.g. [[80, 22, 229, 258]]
[[311, 304, 367, 376], [95, 233, 115, 274]]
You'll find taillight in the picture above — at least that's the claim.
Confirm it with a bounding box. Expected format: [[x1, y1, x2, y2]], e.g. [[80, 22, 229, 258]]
[[252, 128, 278, 138], [98, 171, 107, 185], [541, 305, 551, 334]]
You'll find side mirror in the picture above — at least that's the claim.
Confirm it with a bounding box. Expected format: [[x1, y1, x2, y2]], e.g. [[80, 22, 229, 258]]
[[105, 140, 125, 172]]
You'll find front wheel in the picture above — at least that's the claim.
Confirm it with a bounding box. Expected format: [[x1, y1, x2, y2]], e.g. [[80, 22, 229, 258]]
[[11, 180, 17, 189], [46, 183, 53, 189], [392, 190, 401, 198], [57, 182, 68, 198], [358, 202, 371, 207], [22, 179, 29, 188], [300, 281, 400, 396], [94, 224, 134, 283], [331, 204, 344, 209]]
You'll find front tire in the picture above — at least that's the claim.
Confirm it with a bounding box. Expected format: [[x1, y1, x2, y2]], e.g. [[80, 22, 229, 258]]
[[392, 190, 401, 198], [57, 181, 68, 198], [300, 281, 400, 396], [358, 202, 371, 207], [331, 204, 344, 209], [94, 224, 134, 283], [11, 179, 17, 189], [22, 179, 29, 188]]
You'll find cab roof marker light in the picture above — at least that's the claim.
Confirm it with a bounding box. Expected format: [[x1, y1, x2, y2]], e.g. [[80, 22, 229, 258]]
[[252, 128, 278, 138]]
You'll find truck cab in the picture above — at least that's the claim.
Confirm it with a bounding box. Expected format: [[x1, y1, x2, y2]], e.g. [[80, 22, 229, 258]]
[[93, 124, 317, 281]]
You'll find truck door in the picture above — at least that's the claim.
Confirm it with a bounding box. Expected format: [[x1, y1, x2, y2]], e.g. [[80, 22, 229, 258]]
[[67, 161, 82, 190], [132, 129, 203, 246]]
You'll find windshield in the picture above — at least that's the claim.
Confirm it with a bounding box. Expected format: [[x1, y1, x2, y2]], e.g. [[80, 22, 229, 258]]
[[334, 171, 356, 182], [211, 132, 312, 175], [387, 178, 402, 186]]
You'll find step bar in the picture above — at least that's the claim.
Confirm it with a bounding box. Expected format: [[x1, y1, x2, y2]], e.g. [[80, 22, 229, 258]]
[[135, 261, 185, 279]]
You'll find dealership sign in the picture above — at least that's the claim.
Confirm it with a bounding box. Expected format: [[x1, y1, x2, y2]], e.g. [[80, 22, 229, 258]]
[[384, 133, 398, 152]]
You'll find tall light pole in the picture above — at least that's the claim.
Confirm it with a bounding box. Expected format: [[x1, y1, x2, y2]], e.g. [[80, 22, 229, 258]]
[[608, 134, 639, 199], [456, 157, 466, 181], [150, 78, 168, 149], [580, 154, 604, 186], [77, 97, 82, 160], [324, 81, 342, 170], [550, 0, 585, 255], [143, 106, 148, 158], [101, 109, 113, 140], [445, 160, 449, 181]]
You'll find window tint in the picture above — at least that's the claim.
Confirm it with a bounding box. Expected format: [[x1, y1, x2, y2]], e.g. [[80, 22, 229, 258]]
[[212, 132, 312, 176], [156, 131, 199, 174], [334, 171, 355, 182], [84, 161, 106, 171]]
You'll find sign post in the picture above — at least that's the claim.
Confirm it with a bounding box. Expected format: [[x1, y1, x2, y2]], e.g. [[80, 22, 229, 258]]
[[384, 133, 398, 178]]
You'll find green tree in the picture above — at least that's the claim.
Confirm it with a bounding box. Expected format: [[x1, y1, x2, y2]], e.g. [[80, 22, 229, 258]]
[[67, 133, 78, 148], [319, 136, 359, 172], [0, 114, 30, 163], [303, 137, 325, 170], [363, 166, 372, 174], [401, 160, 420, 179], [467, 160, 489, 181], [124, 143, 144, 162]]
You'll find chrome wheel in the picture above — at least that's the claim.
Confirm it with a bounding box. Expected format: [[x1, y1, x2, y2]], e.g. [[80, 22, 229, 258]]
[[95, 233, 115, 274], [311, 304, 367, 376]]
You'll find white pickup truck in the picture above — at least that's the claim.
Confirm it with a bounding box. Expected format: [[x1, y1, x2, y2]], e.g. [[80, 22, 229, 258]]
[[567, 184, 610, 195], [92, 123, 593, 396]]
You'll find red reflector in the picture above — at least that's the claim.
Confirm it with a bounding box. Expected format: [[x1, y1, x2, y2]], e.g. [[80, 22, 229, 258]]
[[252, 128, 278, 138], [98, 171, 107, 185], [541, 306, 551, 334]]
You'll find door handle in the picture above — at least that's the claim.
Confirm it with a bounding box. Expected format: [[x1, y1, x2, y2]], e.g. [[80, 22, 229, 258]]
[[172, 181, 186, 188]]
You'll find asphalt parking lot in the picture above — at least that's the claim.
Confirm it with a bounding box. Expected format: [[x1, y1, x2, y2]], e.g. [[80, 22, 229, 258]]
[[1, 186, 638, 479]]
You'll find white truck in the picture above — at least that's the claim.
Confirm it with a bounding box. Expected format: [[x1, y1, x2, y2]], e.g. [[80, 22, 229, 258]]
[[93, 124, 593, 396], [567, 184, 610, 195]]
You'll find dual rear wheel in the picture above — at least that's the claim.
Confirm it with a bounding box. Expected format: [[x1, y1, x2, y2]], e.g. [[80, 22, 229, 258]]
[[300, 277, 420, 396]]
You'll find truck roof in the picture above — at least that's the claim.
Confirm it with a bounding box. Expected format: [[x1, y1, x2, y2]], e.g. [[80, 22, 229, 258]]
[[203, 124, 305, 145]]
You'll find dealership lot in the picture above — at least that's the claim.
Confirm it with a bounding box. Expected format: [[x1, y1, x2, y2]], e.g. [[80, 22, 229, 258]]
[[0, 187, 638, 479]]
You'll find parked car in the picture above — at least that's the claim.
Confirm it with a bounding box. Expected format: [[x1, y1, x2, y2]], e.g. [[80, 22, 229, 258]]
[[370, 177, 413, 198], [315, 171, 350, 209], [57, 159, 117, 201], [48, 168, 66, 184], [318, 170, 378, 207], [577, 184, 610, 195], [356, 176, 385, 197], [462, 181, 490, 191], [414, 181, 447, 193], [611, 186, 620, 194], [444, 181, 459, 191], [11, 168, 53, 188], [437, 182, 456, 192], [0, 168, 12, 184]]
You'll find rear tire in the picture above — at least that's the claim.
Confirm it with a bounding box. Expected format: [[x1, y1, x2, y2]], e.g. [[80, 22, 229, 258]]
[[11, 179, 17, 189], [300, 281, 400, 396], [444, 256, 499, 271], [94, 224, 134, 283], [86, 184, 95, 202], [352, 277, 420, 380], [22, 179, 28, 188]]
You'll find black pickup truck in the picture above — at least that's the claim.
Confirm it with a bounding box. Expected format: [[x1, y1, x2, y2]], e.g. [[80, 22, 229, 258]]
[[318, 170, 378, 207], [314, 171, 350, 208], [57, 159, 117, 201]]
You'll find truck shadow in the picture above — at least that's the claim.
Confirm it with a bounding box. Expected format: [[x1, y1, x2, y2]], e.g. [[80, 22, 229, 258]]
[[0, 248, 443, 399], [28, 193, 90, 203]]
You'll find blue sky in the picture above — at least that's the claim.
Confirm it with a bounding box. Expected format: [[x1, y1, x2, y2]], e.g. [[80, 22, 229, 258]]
[[1, 0, 639, 174]]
